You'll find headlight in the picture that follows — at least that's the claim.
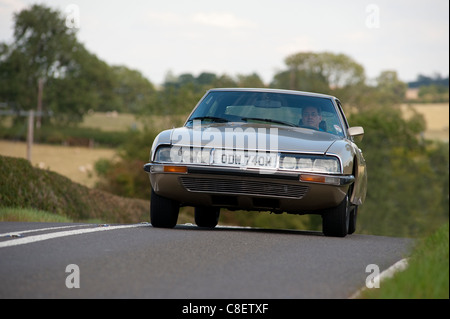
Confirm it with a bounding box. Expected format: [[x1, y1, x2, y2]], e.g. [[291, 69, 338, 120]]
[[280, 156, 297, 170], [313, 158, 339, 173], [280, 154, 341, 173], [154, 146, 211, 164], [154, 146, 173, 162]]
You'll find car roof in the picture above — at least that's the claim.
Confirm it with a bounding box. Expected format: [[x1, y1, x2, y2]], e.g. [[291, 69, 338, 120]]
[[207, 88, 337, 100]]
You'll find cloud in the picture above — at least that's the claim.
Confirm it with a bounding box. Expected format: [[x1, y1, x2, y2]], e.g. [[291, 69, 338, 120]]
[[0, 0, 27, 41], [145, 10, 257, 30], [276, 36, 318, 56], [0, 0, 26, 14], [192, 12, 257, 29], [147, 10, 185, 26]]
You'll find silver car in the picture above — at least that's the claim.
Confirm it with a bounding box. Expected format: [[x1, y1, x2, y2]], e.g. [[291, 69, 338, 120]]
[[144, 88, 367, 237]]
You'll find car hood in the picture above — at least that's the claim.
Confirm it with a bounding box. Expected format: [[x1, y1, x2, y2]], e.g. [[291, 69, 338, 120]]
[[169, 123, 340, 154]]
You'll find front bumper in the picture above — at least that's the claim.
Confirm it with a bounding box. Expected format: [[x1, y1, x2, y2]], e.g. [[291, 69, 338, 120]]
[[144, 163, 354, 213]]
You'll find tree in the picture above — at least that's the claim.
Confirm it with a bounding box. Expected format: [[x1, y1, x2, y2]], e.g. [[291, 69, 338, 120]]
[[348, 107, 448, 237], [1, 4, 158, 124], [237, 73, 266, 88], [12, 4, 78, 77], [375, 70, 407, 105], [8, 4, 78, 125], [196, 72, 217, 86], [0, 4, 78, 123], [44, 44, 122, 122], [272, 52, 365, 93], [111, 65, 156, 113], [0, 43, 30, 111]]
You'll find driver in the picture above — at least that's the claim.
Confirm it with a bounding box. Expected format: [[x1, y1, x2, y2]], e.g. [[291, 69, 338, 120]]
[[301, 106, 322, 130]]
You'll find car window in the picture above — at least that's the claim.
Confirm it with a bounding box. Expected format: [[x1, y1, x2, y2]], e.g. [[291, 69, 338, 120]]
[[335, 100, 350, 132], [187, 91, 345, 137]]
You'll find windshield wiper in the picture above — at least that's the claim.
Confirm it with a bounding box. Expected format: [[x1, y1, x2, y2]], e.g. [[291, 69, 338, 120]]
[[188, 116, 229, 123], [241, 117, 296, 127]]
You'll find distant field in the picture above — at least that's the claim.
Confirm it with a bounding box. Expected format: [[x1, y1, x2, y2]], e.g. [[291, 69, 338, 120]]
[[79, 111, 140, 132], [0, 140, 116, 188], [79, 112, 186, 133], [401, 103, 449, 142]]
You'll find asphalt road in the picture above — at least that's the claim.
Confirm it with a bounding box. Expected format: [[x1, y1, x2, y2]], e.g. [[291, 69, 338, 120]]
[[0, 221, 413, 299]]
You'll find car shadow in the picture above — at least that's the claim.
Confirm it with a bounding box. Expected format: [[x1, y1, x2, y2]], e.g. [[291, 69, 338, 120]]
[[173, 223, 324, 237]]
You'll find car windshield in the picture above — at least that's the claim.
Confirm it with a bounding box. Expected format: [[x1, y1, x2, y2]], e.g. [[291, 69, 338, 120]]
[[186, 90, 345, 137]]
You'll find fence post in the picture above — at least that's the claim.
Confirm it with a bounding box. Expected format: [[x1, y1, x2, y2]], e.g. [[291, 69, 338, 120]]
[[36, 78, 44, 129], [27, 110, 34, 162]]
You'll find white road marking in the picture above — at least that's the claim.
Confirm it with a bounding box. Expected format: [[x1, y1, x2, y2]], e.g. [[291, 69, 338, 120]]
[[0, 224, 149, 248], [377, 258, 409, 281], [348, 258, 409, 299], [0, 225, 89, 238]]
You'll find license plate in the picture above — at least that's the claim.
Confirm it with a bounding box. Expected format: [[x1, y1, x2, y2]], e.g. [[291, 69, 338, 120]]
[[212, 149, 278, 168]]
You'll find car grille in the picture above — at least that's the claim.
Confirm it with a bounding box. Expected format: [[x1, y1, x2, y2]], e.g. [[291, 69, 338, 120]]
[[179, 177, 308, 199]]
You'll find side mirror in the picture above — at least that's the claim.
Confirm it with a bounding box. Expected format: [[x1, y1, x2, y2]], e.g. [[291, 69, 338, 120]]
[[348, 126, 364, 142]]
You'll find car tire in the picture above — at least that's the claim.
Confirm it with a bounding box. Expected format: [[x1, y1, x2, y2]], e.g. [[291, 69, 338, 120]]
[[195, 207, 220, 228], [322, 194, 350, 237], [150, 188, 179, 228], [348, 205, 358, 235]]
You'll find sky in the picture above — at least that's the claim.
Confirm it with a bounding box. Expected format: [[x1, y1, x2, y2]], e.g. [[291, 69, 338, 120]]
[[0, 0, 449, 86]]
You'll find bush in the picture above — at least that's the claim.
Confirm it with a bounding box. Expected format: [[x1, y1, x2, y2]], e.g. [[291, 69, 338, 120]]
[[0, 155, 149, 223], [94, 128, 157, 199]]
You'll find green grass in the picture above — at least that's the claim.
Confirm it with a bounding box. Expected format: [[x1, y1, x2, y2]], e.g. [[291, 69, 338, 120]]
[[360, 222, 449, 299], [0, 207, 74, 223], [0, 207, 106, 224]]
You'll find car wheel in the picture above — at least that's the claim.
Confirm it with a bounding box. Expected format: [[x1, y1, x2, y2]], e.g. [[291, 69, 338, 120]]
[[195, 207, 220, 228], [348, 205, 358, 235], [322, 194, 350, 237], [150, 188, 179, 228]]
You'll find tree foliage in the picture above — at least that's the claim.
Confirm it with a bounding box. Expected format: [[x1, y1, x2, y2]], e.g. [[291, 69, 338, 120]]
[[349, 107, 448, 237], [0, 4, 156, 124], [44, 45, 120, 122], [150, 71, 266, 115], [272, 51, 365, 92], [13, 4, 78, 80]]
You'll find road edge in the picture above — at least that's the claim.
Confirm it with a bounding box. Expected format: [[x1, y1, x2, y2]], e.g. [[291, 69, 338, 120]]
[[348, 258, 409, 299]]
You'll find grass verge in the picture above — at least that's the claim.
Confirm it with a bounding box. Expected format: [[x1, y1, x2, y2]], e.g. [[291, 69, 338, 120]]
[[0, 207, 74, 223], [359, 222, 449, 299]]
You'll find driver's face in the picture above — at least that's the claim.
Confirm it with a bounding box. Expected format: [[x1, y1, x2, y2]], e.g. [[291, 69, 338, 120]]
[[302, 107, 322, 129]]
